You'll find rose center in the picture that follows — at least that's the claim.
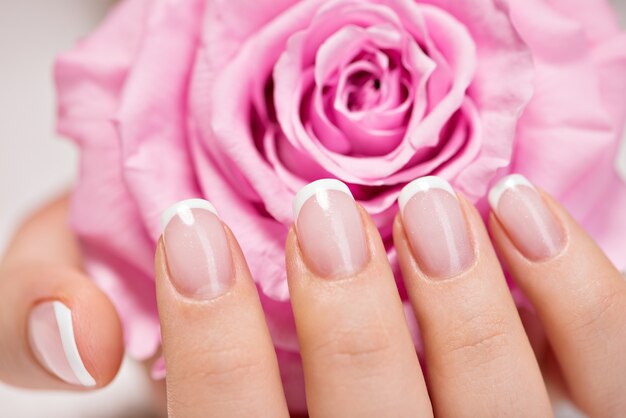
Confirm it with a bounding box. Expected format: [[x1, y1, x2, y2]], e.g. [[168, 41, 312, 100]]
[[346, 71, 382, 111]]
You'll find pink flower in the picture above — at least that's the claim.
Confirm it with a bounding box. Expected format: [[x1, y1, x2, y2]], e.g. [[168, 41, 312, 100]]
[[56, 0, 626, 410]]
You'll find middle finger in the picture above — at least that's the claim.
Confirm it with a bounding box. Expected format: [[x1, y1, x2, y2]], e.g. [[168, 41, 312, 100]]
[[286, 179, 433, 418]]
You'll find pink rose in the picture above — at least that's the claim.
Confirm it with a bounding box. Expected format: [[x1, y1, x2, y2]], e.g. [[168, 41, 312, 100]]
[[56, 0, 626, 410]]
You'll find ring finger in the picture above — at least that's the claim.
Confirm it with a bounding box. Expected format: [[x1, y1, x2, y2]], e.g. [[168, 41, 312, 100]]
[[393, 177, 552, 417]]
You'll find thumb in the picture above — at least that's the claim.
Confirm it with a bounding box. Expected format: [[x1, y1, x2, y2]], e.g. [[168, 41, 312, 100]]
[[0, 194, 124, 389]]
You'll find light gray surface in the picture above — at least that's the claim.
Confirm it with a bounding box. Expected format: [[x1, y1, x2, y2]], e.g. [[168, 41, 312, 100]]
[[0, 1, 625, 417]]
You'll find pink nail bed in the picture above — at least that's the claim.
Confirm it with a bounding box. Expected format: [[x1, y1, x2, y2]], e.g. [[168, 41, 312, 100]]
[[293, 179, 368, 278], [161, 199, 233, 300], [28, 301, 96, 387], [489, 174, 566, 260], [399, 176, 474, 279]]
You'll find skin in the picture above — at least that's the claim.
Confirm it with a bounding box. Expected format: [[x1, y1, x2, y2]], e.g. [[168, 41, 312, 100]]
[[0, 190, 625, 417]]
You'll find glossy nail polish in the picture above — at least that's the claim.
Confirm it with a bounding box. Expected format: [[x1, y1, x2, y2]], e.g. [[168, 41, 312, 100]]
[[489, 174, 566, 260], [399, 176, 474, 279], [293, 179, 368, 278], [28, 301, 96, 387], [161, 199, 233, 299]]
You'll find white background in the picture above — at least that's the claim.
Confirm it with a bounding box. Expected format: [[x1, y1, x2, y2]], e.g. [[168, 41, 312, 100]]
[[1, 1, 625, 417]]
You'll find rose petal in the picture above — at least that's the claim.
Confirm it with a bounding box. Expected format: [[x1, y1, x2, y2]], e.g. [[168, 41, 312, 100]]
[[545, 0, 621, 42], [275, 349, 307, 413], [408, 0, 534, 200], [314, 24, 402, 88], [83, 247, 160, 360], [196, 1, 326, 225], [116, 0, 205, 240], [508, 0, 626, 269], [591, 33, 626, 133], [275, 1, 477, 183], [55, 0, 161, 360], [275, 1, 407, 154], [202, 0, 301, 69], [265, 128, 331, 192], [189, 115, 291, 301], [509, 0, 620, 198], [577, 169, 626, 270]]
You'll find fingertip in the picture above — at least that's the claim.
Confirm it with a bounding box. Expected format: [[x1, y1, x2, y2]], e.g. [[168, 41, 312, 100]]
[[456, 192, 487, 235], [487, 210, 516, 256], [285, 225, 298, 257], [391, 212, 413, 265], [0, 195, 124, 390], [70, 280, 124, 388], [154, 238, 165, 274], [222, 223, 255, 283], [285, 226, 308, 297], [286, 201, 390, 287], [357, 204, 387, 258], [284, 226, 301, 271], [12, 268, 125, 390]]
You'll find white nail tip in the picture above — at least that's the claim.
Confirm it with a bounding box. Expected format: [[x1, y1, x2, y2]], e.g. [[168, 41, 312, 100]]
[[398, 176, 456, 213], [293, 179, 353, 221], [488, 174, 534, 211], [161, 199, 218, 232], [53, 302, 96, 387]]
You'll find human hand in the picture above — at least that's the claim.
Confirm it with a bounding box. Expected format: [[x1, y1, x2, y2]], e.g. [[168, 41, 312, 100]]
[[154, 175, 626, 417], [2, 174, 625, 418]]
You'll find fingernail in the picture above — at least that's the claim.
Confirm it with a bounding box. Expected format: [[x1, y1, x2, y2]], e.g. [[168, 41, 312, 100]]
[[28, 301, 96, 387], [161, 199, 233, 299], [293, 179, 368, 278], [399, 176, 474, 279], [489, 174, 566, 260]]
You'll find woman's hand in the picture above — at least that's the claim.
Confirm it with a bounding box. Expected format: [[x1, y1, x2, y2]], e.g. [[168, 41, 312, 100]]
[[154, 175, 625, 417], [2, 174, 625, 418]]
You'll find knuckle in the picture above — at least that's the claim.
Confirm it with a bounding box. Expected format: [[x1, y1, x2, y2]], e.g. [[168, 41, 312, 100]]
[[589, 391, 626, 418], [565, 284, 626, 339], [596, 395, 626, 418], [169, 341, 264, 387], [165, 340, 270, 414], [310, 323, 396, 370], [443, 311, 512, 368]]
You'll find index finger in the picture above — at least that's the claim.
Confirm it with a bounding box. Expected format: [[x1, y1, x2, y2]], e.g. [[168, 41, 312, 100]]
[[156, 199, 289, 417]]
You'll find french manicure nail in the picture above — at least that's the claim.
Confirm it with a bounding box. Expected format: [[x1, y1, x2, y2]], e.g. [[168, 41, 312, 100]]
[[28, 301, 96, 387], [161, 199, 233, 299], [489, 174, 566, 260], [399, 176, 474, 279], [293, 179, 368, 278]]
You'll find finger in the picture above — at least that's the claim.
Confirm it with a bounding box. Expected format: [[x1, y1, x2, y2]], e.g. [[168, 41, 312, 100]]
[[0, 195, 124, 389], [286, 180, 432, 418], [156, 199, 288, 418], [393, 177, 551, 418], [488, 174, 626, 417]]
